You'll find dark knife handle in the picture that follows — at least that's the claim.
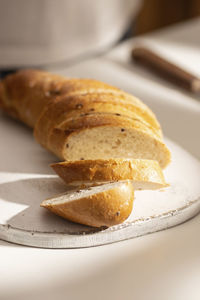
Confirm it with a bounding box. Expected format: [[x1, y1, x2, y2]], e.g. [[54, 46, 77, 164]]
[[131, 47, 200, 93]]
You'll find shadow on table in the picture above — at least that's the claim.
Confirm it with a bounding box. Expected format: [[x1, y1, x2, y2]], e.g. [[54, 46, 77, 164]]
[[0, 177, 98, 239]]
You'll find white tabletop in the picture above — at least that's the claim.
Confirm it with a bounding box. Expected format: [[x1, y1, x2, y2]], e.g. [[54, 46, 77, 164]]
[[1, 18, 200, 300]]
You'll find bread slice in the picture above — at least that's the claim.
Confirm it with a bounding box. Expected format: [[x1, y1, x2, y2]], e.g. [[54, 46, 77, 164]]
[[48, 113, 171, 168], [102, 90, 161, 132], [51, 158, 167, 190], [34, 93, 162, 147], [34, 102, 161, 149], [40, 181, 134, 227]]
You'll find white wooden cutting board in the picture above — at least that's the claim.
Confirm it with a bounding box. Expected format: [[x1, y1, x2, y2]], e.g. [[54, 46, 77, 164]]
[[0, 112, 200, 248]]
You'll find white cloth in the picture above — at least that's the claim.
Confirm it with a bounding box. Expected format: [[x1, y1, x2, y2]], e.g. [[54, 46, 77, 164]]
[[0, 0, 141, 67]]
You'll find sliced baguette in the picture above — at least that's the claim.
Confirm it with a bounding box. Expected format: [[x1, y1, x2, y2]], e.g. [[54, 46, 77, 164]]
[[0, 69, 161, 131], [34, 93, 162, 147], [51, 158, 168, 190], [0, 69, 122, 127], [48, 113, 171, 168], [40, 181, 134, 227]]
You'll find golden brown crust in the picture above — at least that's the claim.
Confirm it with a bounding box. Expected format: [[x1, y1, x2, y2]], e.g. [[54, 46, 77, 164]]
[[0, 69, 66, 127], [51, 158, 167, 188], [0, 69, 122, 127], [34, 92, 162, 147], [40, 181, 134, 227], [56, 112, 161, 135], [0, 69, 161, 129], [108, 91, 161, 130], [0, 69, 171, 168]]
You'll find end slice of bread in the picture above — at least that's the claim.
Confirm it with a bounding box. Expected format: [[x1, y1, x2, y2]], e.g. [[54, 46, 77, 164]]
[[51, 158, 168, 190], [40, 181, 134, 227]]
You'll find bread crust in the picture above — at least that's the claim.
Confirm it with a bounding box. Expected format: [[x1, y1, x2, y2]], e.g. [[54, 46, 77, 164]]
[[0, 69, 66, 127], [34, 92, 162, 147], [0, 69, 171, 227], [0, 69, 121, 127], [0, 70, 171, 168], [0, 70, 160, 128], [51, 158, 167, 189], [55, 112, 161, 135], [40, 181, 134, 227]]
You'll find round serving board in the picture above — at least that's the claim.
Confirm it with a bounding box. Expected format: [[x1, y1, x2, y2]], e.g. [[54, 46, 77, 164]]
[[0, 113, 200, 248]]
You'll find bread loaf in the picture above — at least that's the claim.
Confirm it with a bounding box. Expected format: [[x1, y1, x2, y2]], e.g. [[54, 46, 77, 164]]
[[0, 69, 161, 128], [0, 69, 171, 227], [0, 69, 170, 168]]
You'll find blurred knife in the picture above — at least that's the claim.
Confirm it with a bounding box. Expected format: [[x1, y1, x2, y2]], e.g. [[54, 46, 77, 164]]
[[131, 46, 200, 94]]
